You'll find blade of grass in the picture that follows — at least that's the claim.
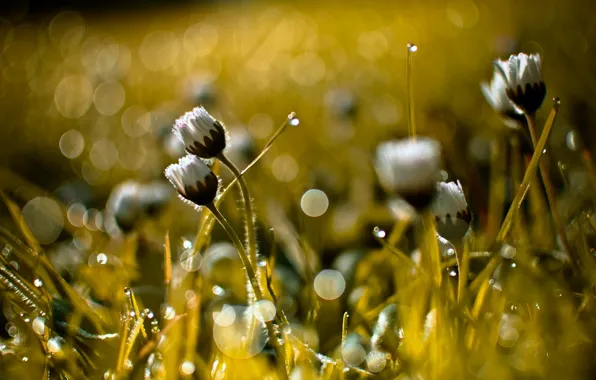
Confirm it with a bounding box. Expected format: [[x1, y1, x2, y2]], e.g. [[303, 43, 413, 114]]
[[497, 99, 560, 243]]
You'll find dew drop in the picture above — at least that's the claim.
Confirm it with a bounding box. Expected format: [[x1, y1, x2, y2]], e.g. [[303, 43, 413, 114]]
[[372, 226, 386, 239], [32, 317, 46, 336], [407, 42, 418, 52], [96, 253, 108, 265], [257, 256, 268, 268], [162, 305, 176, 320], [33, 278, 43, 288], [289, 114, 300, 126]]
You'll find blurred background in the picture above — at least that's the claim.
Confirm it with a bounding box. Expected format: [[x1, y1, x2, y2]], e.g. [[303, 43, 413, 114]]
[[2, 0, 596, 378], [2, 0, 596, 263]]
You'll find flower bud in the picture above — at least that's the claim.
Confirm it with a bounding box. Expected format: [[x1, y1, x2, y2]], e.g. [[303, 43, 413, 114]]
[[107, 181, 142, 233], [375, 137, 442, 210], [493, 53, 546, 114], [164, 154, 219, 206], [173, 106, 227, 158], [431, 180, 471, 241]]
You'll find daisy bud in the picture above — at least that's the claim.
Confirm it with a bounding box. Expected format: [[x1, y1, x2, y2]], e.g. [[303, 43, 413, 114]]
[[164, 154, 219, 206], [431, 181, 471, 240], [173, 106, 227, 158], [481, 70, 525, 128], [139, 181, 174, 217], [493, 53, 546, 114], [107, 181, 142, 233], [375, 137, 442, 210]]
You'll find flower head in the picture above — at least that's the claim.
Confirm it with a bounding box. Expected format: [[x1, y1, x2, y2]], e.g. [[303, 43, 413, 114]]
[[139, 181, 174, 217], [431, 180, 471, 240], [107, 181, 142, 233], [432, 181, 470, 224], [375, 137, 442, 209], [164, 154, 219, 206], [481, 71, 525, 128], [493, 53, 546, 114], [173, 107, 227, 158]]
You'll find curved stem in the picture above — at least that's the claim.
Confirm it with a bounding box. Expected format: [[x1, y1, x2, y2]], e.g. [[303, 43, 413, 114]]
[[524, 112, 574, 266], [217, 153, 258, 268], [206, 204, 264, 301]]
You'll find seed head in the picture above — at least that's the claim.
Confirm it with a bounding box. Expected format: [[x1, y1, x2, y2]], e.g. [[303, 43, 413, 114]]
[[164, 154, 219, 206], [493, 53, 546, 114], [173, 106, 227, 158]]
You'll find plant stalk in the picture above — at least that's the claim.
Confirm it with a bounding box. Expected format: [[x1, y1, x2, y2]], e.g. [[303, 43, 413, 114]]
[[206, 203, 264, 301], [525, 112, 573, 263], [217, 153, 258, 269]]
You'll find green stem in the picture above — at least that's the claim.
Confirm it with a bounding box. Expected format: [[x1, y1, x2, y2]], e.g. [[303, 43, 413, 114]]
[[206, 204, 264, 301], [218, 153, 258, 268], [524, 112, 574, 267]]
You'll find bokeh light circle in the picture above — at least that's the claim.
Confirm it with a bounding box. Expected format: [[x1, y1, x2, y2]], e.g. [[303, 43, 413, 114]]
[[213, 305, 267, 359], [314, 269, 346, 300], [54, 75, 93, 118], [300, 189, 329, 217], [93, 81, 125, 115], [253, 300, 276, 323], [59, 130, 85, 159], [21, 197, 64, 244]]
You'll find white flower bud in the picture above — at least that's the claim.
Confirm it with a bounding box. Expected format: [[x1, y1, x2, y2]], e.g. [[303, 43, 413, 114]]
[[164, 155, 219, 206], [493, 53, 546, 114], [375, 137, 442, 209], [173, 106, 227, 158]]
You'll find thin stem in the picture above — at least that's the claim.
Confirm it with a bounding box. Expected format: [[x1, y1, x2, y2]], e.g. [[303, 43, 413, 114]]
[[525, 112, 575, 268], [406, 43, 417, 138], [206, 204, 264, 301], [217, 153, 258, 268], [497, 101, 559, 243]]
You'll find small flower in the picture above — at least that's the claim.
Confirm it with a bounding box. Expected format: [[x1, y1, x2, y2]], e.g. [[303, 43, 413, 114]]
[[164, 154, 219, 206], [431, 180, 471, 240], [139, 181, 174, 217], [375, 137, 442, 209], [481, 70, 525, 128], [493, 53, 546, 114], [107, 181, 142, 233], [432, 181, 471, 224], [173, 106, 227, 158]]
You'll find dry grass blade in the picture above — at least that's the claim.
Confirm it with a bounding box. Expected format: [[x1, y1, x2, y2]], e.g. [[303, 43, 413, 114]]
[[497, 99, 560, 243]]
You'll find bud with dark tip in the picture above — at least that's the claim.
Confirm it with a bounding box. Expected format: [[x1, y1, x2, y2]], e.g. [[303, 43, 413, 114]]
[[493, 53, 546, 114], [164, 154, 219, 206], [432, 180, 471, 241], [375, 137, 442, 210], [107, 181, 142, 233], [173, 106, 227, 158]]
